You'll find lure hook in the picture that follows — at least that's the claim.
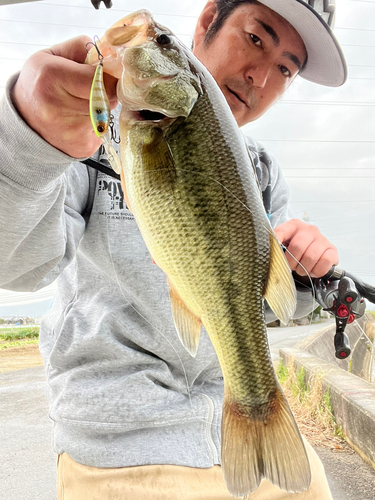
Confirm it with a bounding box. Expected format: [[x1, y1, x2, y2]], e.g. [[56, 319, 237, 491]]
[[85, 36, 104, 62], [109, 115, 120, 144]]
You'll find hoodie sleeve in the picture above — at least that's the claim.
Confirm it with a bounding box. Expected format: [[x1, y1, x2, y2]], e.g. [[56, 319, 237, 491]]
[[0, 74, 90, 292], [244, 135, 316, 322]]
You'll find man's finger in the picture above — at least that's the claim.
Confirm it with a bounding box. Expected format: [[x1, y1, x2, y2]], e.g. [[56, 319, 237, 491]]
[[283, 231, 315, 271], [310, 248, 339, 278], [274, 220, 299, 247], [47, 35, 94, 64]]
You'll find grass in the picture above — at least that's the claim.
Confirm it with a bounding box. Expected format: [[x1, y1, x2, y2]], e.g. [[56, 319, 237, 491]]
[[0, 338, 39, 350], [0, 327, 40, 350], [277, 358, 346, 448]]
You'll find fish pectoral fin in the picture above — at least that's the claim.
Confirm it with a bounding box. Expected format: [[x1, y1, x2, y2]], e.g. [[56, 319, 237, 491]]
[[264, 233, 297, 325], [221, 387, 311, 496], [168, 281, 202, 357]]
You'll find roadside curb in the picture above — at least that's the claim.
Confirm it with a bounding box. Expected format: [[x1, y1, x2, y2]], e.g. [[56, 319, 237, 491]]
[[280, 347, 375, 471]]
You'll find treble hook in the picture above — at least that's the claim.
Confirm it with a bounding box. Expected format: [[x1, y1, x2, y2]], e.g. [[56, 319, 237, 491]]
[[85, 36, 104, 62], [109, 115, 120, 144]]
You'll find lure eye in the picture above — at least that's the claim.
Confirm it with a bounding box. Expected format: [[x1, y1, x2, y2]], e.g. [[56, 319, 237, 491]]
[[96, 109, 102, 114], [97, 125, 105, 133], [157, 34, 171, 45]]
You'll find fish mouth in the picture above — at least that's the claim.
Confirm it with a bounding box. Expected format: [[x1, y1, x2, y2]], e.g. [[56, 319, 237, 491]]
[[130, 107, 187, 123], [132, 109, 169, 122]]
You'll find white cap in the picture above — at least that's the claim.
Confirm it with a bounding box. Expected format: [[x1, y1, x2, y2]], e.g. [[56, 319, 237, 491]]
[[257, 0, 347, 86]]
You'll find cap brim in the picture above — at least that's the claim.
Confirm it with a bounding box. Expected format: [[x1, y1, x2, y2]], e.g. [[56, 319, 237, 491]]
[[257, 0, 347, 87]]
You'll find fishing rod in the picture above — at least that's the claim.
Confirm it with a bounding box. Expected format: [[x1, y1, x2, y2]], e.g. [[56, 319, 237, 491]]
[[311, 266, 375, 360]]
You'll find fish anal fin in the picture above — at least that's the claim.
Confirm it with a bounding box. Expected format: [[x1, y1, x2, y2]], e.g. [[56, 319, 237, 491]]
[[264, 233, 297, 325], [221, 387, 311, 496], [168, 281, 202, 357]]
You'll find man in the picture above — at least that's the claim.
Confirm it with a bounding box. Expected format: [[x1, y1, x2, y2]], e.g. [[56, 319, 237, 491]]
[[0, 0, 345, 498]]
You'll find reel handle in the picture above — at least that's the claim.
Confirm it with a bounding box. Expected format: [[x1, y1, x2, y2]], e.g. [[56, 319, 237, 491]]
[[334, 331, 351, 359]]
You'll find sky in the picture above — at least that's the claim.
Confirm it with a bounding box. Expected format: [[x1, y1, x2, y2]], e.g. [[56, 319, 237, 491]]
[[0, 0, 375, 316]]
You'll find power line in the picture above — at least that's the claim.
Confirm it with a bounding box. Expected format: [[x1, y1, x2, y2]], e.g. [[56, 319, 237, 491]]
[[0, 40, 49, 48], [341, 43, 375, 48], [2, 40, 375, 64], [284, 167, 375, 170], [258, 139, 375, 143], [0, 18, 106, 30], [1, 16, 375, 43], [280, 100, 375, 106], [28, 2, 200, 17], [286, 176, 375, 179], [0, 32, 195, 47], [1, 59, 375, 81], [291, 200, 375, 203], [336, 26, 375, 32]]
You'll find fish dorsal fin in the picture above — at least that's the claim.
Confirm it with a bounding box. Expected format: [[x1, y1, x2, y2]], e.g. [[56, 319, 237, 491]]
[[264, 233, 297, 325], [168, 280, 202, 357]]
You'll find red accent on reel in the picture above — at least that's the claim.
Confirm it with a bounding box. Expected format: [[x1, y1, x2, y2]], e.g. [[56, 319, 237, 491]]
[[348, 314, 355, 324], [337, 305, 349, 318]]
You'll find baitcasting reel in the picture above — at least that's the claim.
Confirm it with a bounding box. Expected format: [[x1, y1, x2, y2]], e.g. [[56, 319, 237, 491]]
[[313, 267, 375, 360]]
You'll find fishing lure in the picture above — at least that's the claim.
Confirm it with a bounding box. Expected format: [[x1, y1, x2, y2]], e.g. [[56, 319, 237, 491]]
[[89, 47, 122, 175]]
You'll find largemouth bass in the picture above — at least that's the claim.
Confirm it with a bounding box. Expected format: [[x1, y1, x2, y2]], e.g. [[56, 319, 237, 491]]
[[87, 10, 311, 496]]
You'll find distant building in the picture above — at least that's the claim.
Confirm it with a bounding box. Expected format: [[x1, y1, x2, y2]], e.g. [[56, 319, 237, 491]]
[[0, 315, 36, 325]]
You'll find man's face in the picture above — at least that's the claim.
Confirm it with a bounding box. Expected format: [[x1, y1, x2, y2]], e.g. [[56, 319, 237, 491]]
[[193, 2, 307, 127]]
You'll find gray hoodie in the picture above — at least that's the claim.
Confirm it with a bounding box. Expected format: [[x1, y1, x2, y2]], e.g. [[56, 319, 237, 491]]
[[0, 74, 314, 468]]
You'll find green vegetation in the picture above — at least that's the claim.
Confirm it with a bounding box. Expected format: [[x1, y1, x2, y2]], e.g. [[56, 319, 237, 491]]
[[1, 338, 39, 350], [277, 358, 345, 442], [0, 327, 39, 341], [307, 305, 323, 323], [0, 327, 40, 350]]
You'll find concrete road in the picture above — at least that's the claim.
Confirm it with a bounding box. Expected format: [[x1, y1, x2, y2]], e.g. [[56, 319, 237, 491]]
[[1, 322, 375, 500], [0, 367, 57, 500], [268, 320, 334, 361]]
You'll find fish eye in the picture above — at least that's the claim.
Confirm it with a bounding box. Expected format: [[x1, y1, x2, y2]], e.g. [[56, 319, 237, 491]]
[[156, 34, 171, 45]]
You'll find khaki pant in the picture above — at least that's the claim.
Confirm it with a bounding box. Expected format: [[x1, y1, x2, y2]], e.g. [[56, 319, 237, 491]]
[[57, 440, 332, 500]]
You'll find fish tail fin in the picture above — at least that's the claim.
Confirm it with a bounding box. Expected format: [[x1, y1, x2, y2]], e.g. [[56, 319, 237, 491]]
[[221, 386, 311, 496]]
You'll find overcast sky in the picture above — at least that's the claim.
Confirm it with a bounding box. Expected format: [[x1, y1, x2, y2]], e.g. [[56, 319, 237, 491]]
[[0, 0, 375, 313]]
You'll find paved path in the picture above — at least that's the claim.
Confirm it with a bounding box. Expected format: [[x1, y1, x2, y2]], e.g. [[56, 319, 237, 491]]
[[0, 367, 56, 500], [267, 320, 334, 361], [1, 322, 375, 500]]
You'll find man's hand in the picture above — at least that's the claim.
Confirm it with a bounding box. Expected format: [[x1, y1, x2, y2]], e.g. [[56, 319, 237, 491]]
[[11, 36, 118, 159], [274, 219, 338, 278]]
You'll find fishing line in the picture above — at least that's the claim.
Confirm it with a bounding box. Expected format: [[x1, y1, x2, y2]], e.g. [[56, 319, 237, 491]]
[[102, 212, 213, 426]]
